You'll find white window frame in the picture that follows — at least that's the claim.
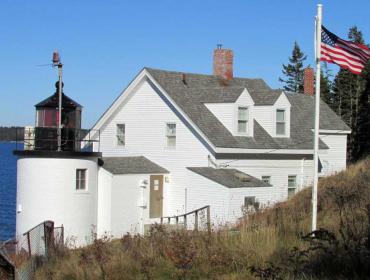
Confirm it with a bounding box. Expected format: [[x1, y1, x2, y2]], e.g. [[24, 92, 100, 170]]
[[116, 123, 125, 147], [276, 109, 286, 136], [76, 169, 87, 191], [237, 106, 249, 134], [261, 175, 271, 184], [288, 175, 297, 197], [165, 122, 176, 148]]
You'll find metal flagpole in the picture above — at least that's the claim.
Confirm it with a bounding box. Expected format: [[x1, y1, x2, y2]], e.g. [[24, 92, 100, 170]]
[[312, 4, 322, 232]]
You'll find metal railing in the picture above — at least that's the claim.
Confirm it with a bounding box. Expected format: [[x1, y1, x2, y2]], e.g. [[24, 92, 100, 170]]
[[15, 127, 100, 152], [160, 205, 211, 232]]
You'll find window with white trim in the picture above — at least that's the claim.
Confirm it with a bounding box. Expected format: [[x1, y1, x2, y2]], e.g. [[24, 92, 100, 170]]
[[166, 123, 176, 147], [116, 124, 125, 146], [276, 109, 286, 135], [238, 106, 248, 133], [76, 169, 87, 190], [288, 175, 297, 197], [261, 175, 271, 184]]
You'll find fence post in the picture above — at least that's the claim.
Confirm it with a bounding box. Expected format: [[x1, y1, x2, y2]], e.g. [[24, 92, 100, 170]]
[[194, 211, 198, 231], [160, 217, 163, 224], [184, 215, 187, 230], [167, 217, 171, 224], [27, 232, 31, 258], [207, 206, 211, 233]]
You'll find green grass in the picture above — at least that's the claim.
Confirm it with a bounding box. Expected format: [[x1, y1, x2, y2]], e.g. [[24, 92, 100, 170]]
[[35, 158, 370, 279]]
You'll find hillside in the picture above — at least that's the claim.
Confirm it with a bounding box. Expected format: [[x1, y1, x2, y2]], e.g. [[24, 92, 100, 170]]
[[35, 158, 370, 279]]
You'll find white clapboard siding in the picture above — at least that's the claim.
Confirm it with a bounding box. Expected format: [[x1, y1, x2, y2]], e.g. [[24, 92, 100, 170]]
[[253, 106, 274, 136], [205, 103, 234, 134], [205, 90, 254, 137], [185, 169, 234, 226], [319, 134, 347, 175], [97, 168, 113, 237], [216, 159, 314, 201], [98, 80, 211, 216], [228, 186, 276, 222]]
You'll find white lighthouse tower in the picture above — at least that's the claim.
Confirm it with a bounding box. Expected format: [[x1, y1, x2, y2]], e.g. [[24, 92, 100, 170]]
[[14, 53, 101, 247]]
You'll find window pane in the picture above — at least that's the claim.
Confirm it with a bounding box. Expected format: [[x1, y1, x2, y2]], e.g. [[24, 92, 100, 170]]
[[288, 188, 296, 198], [167, 136, 176, 147], [276, 123, 285, 135], [288, 175, 296, 188], [76, 169, 87, 190], [238, 121, 247, 133], [262, 176, 271, 184], [238, 107, 248, 120], [244, 196, 256, 207], [166, 123, 176, 136], [116, 124, 125, 146], [276, 109, 285, 122]]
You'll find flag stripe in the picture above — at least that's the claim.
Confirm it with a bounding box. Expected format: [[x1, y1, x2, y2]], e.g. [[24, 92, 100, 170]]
[[321, 56, 362, 74], [321, 54, 363, 72], [321, 45, 366, 66], [337, 41, 370, 62], [320, 25, 370, 75]]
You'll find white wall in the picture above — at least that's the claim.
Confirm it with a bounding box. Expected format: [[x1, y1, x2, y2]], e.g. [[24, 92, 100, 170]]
[[228, 186, 275, 222], [97, 168, 112, 237], [205, 89, 254, 137], [185, 169, 230, 226], [16, 156, 99, 248], [97, 80, 211, 217], [319, 134, 347, 175], [108, 173, 170, 237], [216, 158, 313, 201]]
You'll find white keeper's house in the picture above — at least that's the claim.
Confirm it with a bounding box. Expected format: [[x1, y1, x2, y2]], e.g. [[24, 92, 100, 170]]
[[15, 47, 350, 246]]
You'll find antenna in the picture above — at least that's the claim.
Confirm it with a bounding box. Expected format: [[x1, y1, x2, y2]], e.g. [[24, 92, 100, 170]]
[[52, 50, 63, 152]]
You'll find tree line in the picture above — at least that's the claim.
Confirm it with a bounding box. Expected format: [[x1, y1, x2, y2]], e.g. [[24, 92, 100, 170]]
[[0, 127, 24, 141], [279, 26, 370, 163]]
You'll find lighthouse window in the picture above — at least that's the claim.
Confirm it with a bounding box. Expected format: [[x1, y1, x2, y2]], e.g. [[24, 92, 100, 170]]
[[116, 124, 125, 146], [76, 169, 87, 190]]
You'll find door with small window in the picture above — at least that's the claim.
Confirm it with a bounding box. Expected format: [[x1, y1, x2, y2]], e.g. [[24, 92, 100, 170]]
[[149, 175, 164, 218]]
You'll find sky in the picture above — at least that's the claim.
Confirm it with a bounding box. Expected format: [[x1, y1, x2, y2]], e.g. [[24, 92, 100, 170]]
[[1, 0, 369, 128]]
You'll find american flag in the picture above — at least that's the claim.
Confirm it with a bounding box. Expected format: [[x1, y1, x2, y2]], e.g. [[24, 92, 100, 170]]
[[321, 26, 370, 75]]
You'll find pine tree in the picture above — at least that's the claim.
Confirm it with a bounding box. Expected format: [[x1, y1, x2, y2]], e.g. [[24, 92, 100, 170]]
[[356, 62, 370, 159], [279, 42, 307, 93], [332, 26, 368, 162], [320, 65, 333, 105]]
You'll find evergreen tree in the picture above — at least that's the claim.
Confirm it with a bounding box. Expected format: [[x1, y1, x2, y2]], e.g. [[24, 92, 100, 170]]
[[320, 65, 333, 105], [332, 26, 368, 162], [356, 62, 370, 159], [279, 42, 307, 93]]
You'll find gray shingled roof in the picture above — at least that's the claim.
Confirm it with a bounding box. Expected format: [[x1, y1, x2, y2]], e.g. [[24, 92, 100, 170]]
[[146, 68, 350, 150], [102, 156, 169, 175], [187, 167, 272, 188]]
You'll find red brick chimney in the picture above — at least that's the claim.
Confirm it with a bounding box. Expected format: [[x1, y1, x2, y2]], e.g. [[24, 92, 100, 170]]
[[213, 45, 233, 81], [304, 67, 314, 96]]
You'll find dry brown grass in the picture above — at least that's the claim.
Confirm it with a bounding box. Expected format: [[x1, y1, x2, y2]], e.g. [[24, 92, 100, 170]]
[[34, 158, 370, 279]]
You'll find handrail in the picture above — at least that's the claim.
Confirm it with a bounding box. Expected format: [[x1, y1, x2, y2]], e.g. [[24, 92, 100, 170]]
[[160, 205, 211, 232]]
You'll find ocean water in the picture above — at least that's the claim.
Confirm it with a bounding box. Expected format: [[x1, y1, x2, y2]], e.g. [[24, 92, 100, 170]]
[[0, 142, 17, 241]]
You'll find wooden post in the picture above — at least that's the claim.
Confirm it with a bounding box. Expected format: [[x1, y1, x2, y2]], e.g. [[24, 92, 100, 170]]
[[206, 206, 211, 233], [184, 215, 187, 230], [195, 211, 198, 231], [160, 217, 163, 224], [168, 217, 171, 224], [27, 232, 31, 258]]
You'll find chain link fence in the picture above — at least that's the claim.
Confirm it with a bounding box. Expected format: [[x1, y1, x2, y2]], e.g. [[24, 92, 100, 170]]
[[0, 221, 64, 280]]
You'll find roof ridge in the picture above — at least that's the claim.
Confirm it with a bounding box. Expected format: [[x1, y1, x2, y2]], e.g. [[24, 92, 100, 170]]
[[145, 66, 266, 81]]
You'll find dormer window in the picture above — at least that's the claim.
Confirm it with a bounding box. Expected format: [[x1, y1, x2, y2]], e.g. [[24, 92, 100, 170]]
[[238, 107, 248, 133], [276, 109, 286, 135]]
